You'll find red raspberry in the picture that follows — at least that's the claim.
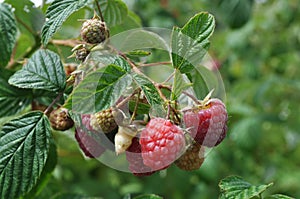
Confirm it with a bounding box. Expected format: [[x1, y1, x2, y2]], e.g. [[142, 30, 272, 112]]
[[81, 114, 96, 132], [183, 98, 228, 147], [74, 114, 107, 158], [140, 118, 185, 171], [75, 127, 105, 158], [126, 137, 155, 176]]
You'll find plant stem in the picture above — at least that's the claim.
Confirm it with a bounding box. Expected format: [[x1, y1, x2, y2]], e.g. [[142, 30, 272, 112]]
[[44, 92, 64, 115], [95, 0, 105, 22], [139, 61, 171, 67], [130, 90, 141, 123], [51, 39, 82, 48]]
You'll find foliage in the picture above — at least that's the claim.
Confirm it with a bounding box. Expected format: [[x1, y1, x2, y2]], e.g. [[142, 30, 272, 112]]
[[0, 0, 299, 199]]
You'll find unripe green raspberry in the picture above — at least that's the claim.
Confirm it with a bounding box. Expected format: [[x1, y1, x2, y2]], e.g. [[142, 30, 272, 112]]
[[80, 15, 109, 44], [90, 108, 118, 133], [49, 107, 74, 131], [75, 46, 90, 62]]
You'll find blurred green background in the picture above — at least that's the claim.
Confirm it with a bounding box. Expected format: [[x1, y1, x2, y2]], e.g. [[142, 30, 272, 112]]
[[20, 0, 300, 198]]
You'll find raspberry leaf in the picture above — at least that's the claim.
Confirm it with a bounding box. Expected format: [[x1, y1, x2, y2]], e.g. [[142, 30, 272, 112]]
[[265, 194, 295, 199], [171, 69, 191, 100], [0, 68, 32, 117], [131, 73, 163, 107], [0, 111, 52, 199], [23, 140, 57, 198], [64, 64, 132, 113], [0, 3, 17, 67], [186, 66, 222, 99], [5, 0, 45, 33], [8, 49, 66, 92], [219, 176, 273, 199], [41, 0, 88, 46], [171, 12, 215, 73], [98, 0, 128, 27], [132, 194, 163, 199]]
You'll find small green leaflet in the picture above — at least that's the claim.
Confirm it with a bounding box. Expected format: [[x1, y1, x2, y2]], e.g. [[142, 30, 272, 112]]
[[265, 194, 295, 199], [0, 111, 52, 199], [171, 69, 191, 100], [131, 73, 163, 107], [98, 0, 128, 27], [64, 63, 132, 114], [41, 0, 88, 46], [0, 3, 17, 67], [219, 176, 273, 199], [0, 68, 32, 117], [171, 12, 215, 73], [132, 194, 163, 199], [8, 49, 66, 92]]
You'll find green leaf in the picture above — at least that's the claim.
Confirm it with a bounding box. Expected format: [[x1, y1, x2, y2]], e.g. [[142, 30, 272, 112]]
[[171, 69, 191, 100], [8, 49, 66, 92], [110, 11, 142, 35], [0, 3, 17, 67], [171, 12, 215, 73], [0, 68, 32, 117], [266, 194, 295, 199], [98, 0, 128, 27], [5, 0, 45, 33], [181, 12, 215, 42], [0, 111, 51, 199], [24, 140, 57, 198], [219, 176, 273, 199], [52, 193, 101, 199], [129, 100, 150, 115], [65, 64, 132, 113], [133, 194, 163, 199], [41, 0, 88, 46], [131, 73, 163, 107], [187, 68, 209, 100]]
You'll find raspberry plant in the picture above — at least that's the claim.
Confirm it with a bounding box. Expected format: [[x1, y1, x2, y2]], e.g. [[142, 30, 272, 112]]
[[0, 0, 295, 199]]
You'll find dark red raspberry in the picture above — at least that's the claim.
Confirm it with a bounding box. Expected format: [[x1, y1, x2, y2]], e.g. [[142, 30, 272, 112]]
[[175, 142, 205, 171], [140, 118, 185, 171], [126, 137, 155, 176], [75, 127, 105, 158], [81, 114, 96, 132], [183, 98, 228, 147]]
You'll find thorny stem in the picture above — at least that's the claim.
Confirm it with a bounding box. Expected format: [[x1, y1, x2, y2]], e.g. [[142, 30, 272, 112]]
[[116, 90, 139, 109], [166, 101, 171, 120], [51, 39, 81, 48], [44, 92, 64, 115], [130, 90, 141, 123], [95, 0, 105, 22], [158, 84, 199, 104], [138, 61, 171, 67]]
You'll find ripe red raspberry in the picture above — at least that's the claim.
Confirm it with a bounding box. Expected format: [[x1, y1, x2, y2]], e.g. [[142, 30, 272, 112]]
[[183, 98, 228, 147], [81, 114, 96, 132], [140, 118, 185, 171], [175, 142, 205, 171], [75, 127, 105, 158], [126, 137, 155, 176]]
